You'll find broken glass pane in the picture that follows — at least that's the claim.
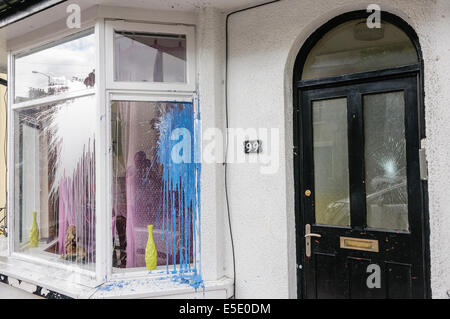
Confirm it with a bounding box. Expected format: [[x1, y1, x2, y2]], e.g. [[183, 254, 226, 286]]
[[364, 91, 409, 231]]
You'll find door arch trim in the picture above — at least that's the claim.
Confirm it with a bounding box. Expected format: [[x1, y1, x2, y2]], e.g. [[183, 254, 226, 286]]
[[293, 10, 424, 84], [292, 10, 430, 299]]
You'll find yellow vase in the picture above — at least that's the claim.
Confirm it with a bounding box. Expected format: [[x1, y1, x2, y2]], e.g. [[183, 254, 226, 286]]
[[145, 224, 157, 270], [29, 211, 39, 248]]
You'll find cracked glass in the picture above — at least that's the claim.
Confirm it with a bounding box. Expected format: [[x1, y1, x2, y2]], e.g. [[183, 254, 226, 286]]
[[364, 91, 409, 231]]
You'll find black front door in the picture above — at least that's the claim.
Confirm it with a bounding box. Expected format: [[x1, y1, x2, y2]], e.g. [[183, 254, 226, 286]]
[[296, 71, 428, 298]]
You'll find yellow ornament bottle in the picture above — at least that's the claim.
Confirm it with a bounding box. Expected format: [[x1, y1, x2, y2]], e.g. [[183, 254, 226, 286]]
[[29, 211, 39, 248], [145, 224, 157, 270]]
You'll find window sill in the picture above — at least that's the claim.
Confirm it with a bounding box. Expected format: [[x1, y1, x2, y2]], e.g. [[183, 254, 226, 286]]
[[0, 255, 96, 298], [90, 276, 233, 299], [0, 255, 233, 299]]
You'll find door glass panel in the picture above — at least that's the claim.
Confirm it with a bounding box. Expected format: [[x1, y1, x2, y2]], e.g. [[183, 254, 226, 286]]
[[313, 98, 350, 226], [364, 92, 409, 231]]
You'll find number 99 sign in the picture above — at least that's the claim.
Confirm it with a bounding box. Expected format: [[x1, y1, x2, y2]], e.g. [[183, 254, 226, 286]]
[[244, 140, 262, 154]]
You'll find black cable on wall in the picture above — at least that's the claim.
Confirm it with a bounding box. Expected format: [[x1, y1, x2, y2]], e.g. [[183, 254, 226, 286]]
[[224, 0, 281, 299]]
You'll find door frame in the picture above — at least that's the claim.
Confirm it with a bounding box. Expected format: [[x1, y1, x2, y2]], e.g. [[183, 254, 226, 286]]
[[292, 10, 431, 299]]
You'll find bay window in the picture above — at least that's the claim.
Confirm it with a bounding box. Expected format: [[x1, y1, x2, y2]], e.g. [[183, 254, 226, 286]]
[[7, 18, 199, 290]]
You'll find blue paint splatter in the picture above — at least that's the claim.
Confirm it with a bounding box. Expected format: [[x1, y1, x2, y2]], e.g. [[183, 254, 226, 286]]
[[96, 102, 203, 296], [171, 271, 204, 289], [156, 102, 202, 290], [97, 280, 130, 292]]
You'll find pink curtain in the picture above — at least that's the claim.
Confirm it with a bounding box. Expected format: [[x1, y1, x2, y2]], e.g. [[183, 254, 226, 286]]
[[118, 103, 163, 268]]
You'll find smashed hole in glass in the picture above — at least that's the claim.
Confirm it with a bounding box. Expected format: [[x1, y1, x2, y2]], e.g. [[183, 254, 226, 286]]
[[14, 95, 96, 270], [364, 91, 409, 231], [111, 101, 200, 272], [14, 30, 95, 104]]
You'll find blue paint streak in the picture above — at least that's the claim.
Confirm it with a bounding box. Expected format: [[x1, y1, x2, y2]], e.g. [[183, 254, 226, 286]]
[[171, 271, 204, 289], [156, 102, 202, 290]]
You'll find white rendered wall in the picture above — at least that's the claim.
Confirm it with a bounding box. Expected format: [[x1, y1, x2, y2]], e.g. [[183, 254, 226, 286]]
[[226, 0, 450, 298], [197, 7, 229, 282]]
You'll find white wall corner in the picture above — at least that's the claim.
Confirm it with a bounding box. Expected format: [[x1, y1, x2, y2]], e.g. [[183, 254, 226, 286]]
[[197, 7, 228, 282]]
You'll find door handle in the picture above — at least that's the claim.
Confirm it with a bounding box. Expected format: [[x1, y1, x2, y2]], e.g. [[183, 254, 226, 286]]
[[305, 224, 321, 258], [304, 233, 322, 238]]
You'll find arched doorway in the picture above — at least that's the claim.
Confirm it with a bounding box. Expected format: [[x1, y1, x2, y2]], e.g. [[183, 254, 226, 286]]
[[293, 11, 430, 299]]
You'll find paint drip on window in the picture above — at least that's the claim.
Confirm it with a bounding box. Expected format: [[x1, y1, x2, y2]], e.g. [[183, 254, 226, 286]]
[[110, 100, 202, 289], [14, 96, 97, 270], [155, 102, 202, 289]]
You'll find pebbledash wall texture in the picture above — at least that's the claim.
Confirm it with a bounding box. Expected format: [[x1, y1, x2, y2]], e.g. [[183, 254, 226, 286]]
[[225, 0, 450, 298]]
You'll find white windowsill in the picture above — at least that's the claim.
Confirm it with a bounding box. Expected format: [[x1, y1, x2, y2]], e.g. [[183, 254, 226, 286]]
[[0, 256, 95, 298], [0, 254, 233, 299], [90, 276, 233, 299]]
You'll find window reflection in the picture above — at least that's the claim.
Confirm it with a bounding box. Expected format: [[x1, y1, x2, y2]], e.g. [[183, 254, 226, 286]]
[[313, 98, 351, 227], [114, 31, 186, 83], [302, 20, 418, 80], [14, 30, 95, 103]]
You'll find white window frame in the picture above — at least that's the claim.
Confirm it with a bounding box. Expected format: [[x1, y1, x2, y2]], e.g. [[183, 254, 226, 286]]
[[7, 23, 100, 285], [105, 20, 196, 92], [105, 91, 198, 281], [104, 20, 198, 280], [6, 17, 198, 287]]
